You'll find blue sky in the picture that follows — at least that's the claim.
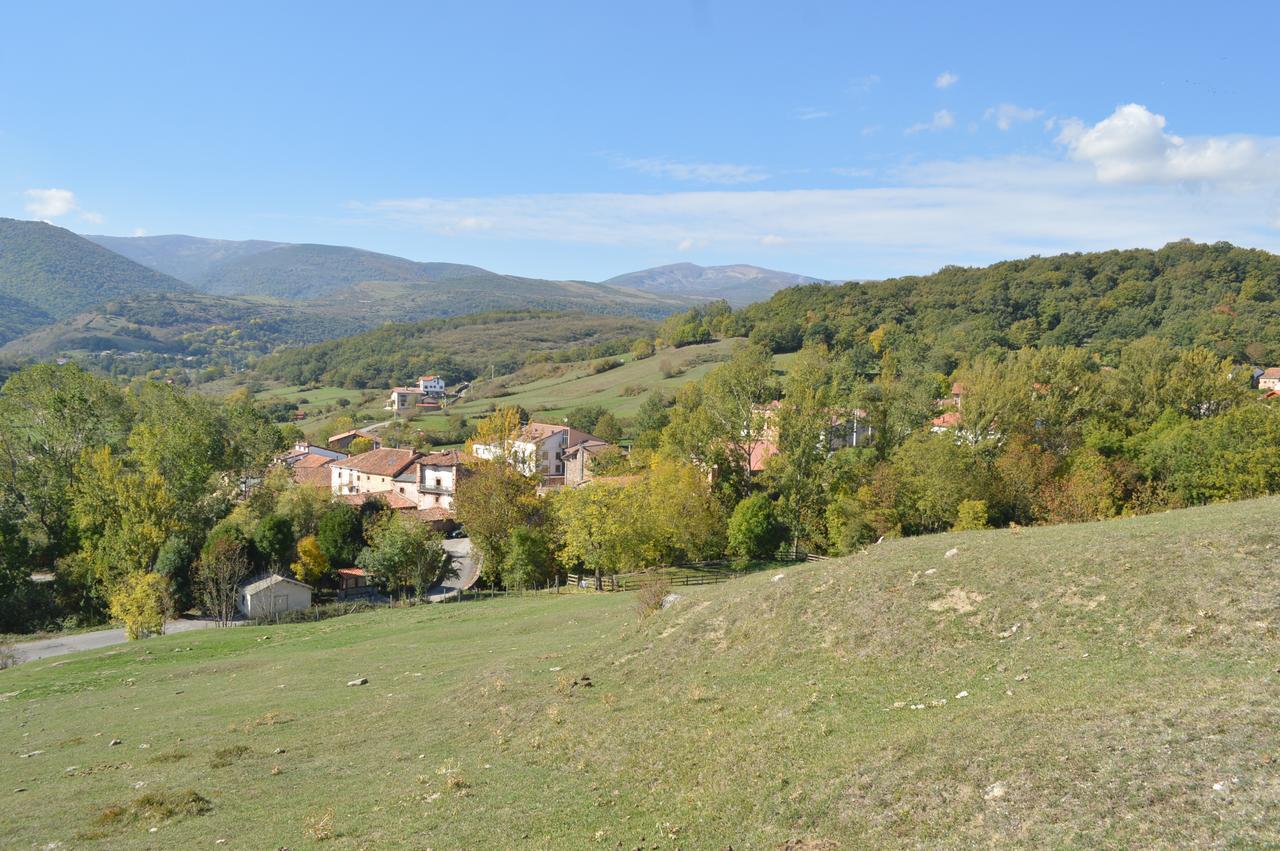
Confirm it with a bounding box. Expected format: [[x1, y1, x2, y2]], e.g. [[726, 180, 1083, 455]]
[[3, 1, 1279, 281]]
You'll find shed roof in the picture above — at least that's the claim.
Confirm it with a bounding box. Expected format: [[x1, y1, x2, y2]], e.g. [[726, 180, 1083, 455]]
[[240, 573, 312, 595]]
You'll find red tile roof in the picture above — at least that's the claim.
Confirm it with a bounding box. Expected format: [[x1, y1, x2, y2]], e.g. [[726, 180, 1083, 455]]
[[334, 448, 420, 477], [415, 507, 455, 522], [337, 490, 419, 510], [932, 411, 962, 429], [749, 439, 779, 472], [418, 449, 471, 466], [292, 464, 334, 489], [1261, 367, 1280, 379]]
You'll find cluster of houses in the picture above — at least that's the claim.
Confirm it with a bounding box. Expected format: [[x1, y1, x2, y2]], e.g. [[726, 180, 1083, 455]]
[[386, 374, 447, 414]]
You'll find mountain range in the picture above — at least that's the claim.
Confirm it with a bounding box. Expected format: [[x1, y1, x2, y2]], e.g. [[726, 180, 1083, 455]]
[[0, 219, 823, 363], [604, 262, 823, 305]]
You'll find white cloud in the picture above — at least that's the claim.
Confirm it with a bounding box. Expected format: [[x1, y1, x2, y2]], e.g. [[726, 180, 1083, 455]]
[[906, 110, 955, 135], [22, 188, 103, 224], [24, 188, 78, 218], [934, 71, 959, 89], [759, 234, 786, 246], [1059, 103, 1280, 185], [985, 103, 1044, 131], [861, 125, 882, 137], [795, 107, 831, 121], [615, 156, 768, 185], [132, 228, 148, 237], [831, 167, 874, 178]]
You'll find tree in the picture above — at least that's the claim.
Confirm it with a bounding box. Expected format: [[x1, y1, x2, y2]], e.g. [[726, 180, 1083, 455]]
[[254, 513, 295, 572], [291, 535, 331, 586], [555, 481, 630, 589], [592, 413, 623, 443], [566, 405, 608, 434], [0, 364, 129, 566], [727, 493, 785, 562], [454, 460, 541, 583], [766, 343, 835, 552], [316, 503, 363, 568], [276, 482, 333, 539], [662, 343, 776, 500], [109, 572, 168, 640], [195, 537, 251, 625], [631, 338, 655, 359], [153, 534, 199, 613], [466, 406, 524, 465], [347, 436, 375, 455], [503, 526, 557, 590], [357, 513, 455, 598]]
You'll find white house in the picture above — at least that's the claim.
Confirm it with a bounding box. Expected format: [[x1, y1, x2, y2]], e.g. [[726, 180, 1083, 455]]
[[330, 446, 469, 514], [1259, 367, 1280, 392], [386, 375, 448, 413], [236, 574, 312, 618], [406, 449, 468, 511], [472, 422, 603, 480]]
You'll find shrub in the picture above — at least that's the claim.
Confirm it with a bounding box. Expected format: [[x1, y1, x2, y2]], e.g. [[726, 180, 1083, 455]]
[[952, 499, 991, 531], [589, 358, 623, 375], [728, 493, 785, 562], [634, 572, 672, 619]]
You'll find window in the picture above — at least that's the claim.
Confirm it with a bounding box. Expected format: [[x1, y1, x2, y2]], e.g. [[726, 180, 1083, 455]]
[[435, 477, 442, 488]]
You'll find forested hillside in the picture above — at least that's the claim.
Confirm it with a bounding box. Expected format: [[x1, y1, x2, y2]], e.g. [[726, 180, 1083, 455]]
[[737, 241, 1280, 366], [254, 311, 656, 387], [0, 219, 189, 339]]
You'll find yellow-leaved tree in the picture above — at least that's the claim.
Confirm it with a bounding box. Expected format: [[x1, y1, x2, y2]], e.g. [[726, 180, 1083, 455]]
[[109, 571, 169, 640], [291, 534, 331, 586]]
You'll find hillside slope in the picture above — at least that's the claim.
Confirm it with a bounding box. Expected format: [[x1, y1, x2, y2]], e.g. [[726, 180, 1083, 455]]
[[0, 219, 189, 341], [604, 261, 823, 305], [85, 234, 285, 284], [2, 498, 1277, 848]]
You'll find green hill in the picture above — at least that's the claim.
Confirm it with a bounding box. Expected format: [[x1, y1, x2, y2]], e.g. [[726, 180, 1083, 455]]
[[741, 240, 1280, 364], [2, 497, 1276, 847], [253, 310, 658, 388], [0, 219, 190, 341]]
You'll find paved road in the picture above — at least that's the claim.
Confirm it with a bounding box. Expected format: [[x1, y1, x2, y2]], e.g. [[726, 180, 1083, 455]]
[[428, 538, 480, 601], [10, 618, 232, 666]]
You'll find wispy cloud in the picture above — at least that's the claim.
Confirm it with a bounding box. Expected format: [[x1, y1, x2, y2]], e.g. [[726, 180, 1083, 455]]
[[985, 103, 1044, 131], [355, 107, 1280, 278], [614, 156, 769, 185], [794, 107, 831, 121], [906, 110, 955, 135], [23, 188, 103, 223], [934, 71, 959, 89]]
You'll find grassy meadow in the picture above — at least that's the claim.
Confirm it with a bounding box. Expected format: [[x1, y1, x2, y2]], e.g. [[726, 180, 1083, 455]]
[[6, 497, 1276, 848]]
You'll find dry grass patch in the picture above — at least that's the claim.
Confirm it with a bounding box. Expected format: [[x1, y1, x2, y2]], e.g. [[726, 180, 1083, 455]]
[[93, 789, 212, 829]]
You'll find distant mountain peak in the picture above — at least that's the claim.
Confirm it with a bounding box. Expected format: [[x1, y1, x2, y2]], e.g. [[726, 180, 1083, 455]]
[[601, 262, 823, 306]]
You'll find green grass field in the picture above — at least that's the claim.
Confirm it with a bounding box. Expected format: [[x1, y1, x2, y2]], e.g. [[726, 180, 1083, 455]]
[[396, 340, 797, 432], [7, 498, 1276, 848]]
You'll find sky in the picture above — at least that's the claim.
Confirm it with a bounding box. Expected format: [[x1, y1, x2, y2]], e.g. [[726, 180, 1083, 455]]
[[3, 1, 1279, 282]]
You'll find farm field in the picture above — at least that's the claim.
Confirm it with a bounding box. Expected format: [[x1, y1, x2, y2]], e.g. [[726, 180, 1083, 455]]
[[3, 497, 1277, 848]]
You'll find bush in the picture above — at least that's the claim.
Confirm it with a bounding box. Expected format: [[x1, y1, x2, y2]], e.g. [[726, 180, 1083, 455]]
[[952, 499, 991, 531], [658, 359, 684, 379], [728, 493, 785, 562], [589, 358, 623, 375]]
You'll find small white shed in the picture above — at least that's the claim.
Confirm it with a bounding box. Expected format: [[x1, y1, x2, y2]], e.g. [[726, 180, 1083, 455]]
[[236, 574, 313, 618]]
